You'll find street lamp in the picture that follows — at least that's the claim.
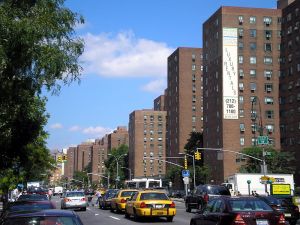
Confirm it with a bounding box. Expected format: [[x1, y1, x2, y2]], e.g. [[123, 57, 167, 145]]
[[121, 167, 132, 180], [108, 153, 127, 188], [179, 152, 196, 190]]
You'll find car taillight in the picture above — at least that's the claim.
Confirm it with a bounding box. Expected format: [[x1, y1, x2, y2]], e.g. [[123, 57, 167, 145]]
[[233, 214, 246, 225], [203, 194, 209, 203], [170, 202, 175, 208], [64, 198, 71, 202], [140, 202, 147, 208], [81, 197, 86, 201], [277, 214, 285, 224], [120, 199, 126, 203]]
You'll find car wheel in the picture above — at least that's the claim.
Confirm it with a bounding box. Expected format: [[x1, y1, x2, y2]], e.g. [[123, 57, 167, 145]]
[[81, 207, 86, 211], [167, 216, 174, 222], [110, 207, 114, 212]]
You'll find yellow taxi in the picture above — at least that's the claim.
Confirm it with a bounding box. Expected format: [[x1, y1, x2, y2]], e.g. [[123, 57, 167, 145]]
[[110, 189, 138, 213], [125, 189, 176, 222]]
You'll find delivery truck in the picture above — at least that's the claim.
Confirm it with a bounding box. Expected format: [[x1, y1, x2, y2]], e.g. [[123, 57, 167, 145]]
[[222, 173, 295, 196]]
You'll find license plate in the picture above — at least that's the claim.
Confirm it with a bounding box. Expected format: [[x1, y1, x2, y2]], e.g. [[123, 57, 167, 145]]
[[256, 220, 269, 225], [284, 213, 291, 217], [154, 211, 164, 215], [155, 204, 163, 209]]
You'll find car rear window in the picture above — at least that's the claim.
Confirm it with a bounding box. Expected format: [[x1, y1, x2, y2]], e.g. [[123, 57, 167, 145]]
[[229, 199, 273, 211], [9, 203, 54, 212], [140, 193, 169, 200], [206, 186, 231, 195], [17, 195, 48, 201], [66, 192, 84, 197], [4, 216, 81, 225], [121, 191, 137, 197]]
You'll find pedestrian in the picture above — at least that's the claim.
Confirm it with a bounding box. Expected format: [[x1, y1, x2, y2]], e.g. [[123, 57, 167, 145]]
[[48, 189, 53, 200], [95, 190, 102, 205]]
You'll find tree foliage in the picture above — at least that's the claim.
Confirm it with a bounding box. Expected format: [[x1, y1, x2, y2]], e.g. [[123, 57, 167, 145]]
[[0, 0, 84, 191], [239, 147, 296, 174]]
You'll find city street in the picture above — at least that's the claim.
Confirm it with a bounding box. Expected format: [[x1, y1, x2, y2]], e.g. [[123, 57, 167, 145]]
[[52, 196, 194, 225]]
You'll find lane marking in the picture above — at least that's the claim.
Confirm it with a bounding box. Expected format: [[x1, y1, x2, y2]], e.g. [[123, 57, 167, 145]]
[[109, 216, 121, 221], [95, 213, 99, 216]]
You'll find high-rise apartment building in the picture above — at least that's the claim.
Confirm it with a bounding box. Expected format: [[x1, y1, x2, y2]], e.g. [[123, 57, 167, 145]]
[[203, 6, 281, 184], [107, 126, 129, 150], [128, 110, 167, 178], [154, 95, 166, 111], [165, 47, 203, 161], [76, 141, 93, 172], [279, 0, 300, 185], [64, 146, 77, 180]]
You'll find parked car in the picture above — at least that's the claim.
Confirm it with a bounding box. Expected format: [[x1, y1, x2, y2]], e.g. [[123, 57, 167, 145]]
[[110, 189, 138, 213], [190, 196, 286, 225], [61, 191, 87, 211], [257, 195, 299, 225], [17, 194, 48, 202], [99, 189, 118, 210], [185, 184, 231, 212], [1, 209, 84, 225], [27, 187, 48, 198], [125, 189, 176, 222]]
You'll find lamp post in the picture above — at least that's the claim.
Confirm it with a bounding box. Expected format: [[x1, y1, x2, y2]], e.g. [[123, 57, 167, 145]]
[[179, 153, 196, 190], [121, 167, 132, 180], [108, 153, 127, 188]]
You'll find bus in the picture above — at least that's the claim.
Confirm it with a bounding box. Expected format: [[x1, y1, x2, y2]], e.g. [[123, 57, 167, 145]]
[[125, 178, 162, 189]]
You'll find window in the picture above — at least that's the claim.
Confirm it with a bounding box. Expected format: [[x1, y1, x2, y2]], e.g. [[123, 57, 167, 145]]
[[192, 105, 196, 111], [192, 74, 196, 81], [240, 137, 245, 146], [250, 42, 257, 50], [192, 54, 196, 62], [250, 29, 257, 38], [250, 16, 256, 24], [265, 110, 274, 119], [265, 97, 274, 105], [239, 83, 244, 91], [192, 95, 196, 102], [239, 69, 244, 78], [240, 123, 245, 132], [239, 56, 244, 64], [239, 109, 244, 117], [239, 96, 244, 104], [192, 116, 196, 122], [264, 57, 272, 65], [238, 28, 244, 38], [266, 124, 274, 133], [250, 83, 257, 91], [265, 43, 272, 52], [265, 83, 273, 92], [238, 42, 244, 50], [238, 15, 244, 24], [192, 64, 196, 70], [250, 56, 257, 64], [265, 30, 272, 40], [264, 70, 272, 80], [250, 69, 256, 78], [263, 17, 272, 26], [251, 124, 258, 132]]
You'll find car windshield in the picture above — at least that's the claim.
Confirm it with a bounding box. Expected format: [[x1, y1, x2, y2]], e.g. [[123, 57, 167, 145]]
[[18, 195, 48, 201], [121, 191, 137, 197], [66, 192, 84, 197], [229, 199, 273, 211], [206, 186, 230, 195], [8, 203, 53, 212], [140, 193, 169, 200], [106, 190, 117, 198], [3, 216, 81, 225]]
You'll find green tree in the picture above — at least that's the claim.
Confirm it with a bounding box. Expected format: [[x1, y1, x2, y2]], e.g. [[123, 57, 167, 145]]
[[239, 147, 296, 174], [184, 132, 203, 156], [0, 0, 84, 171], [73, 171, 88, 188]]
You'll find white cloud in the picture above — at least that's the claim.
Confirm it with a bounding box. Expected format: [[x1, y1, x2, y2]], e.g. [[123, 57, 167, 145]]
[[81, 31, 174, 78], [82, 126, 113, 137], [141, 79, 166, 93], [69, 125, 81, 132], [50, 123, 63, 129]]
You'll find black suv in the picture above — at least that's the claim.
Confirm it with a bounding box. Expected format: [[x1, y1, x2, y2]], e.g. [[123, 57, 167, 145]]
[[185, 184, 231, 212]]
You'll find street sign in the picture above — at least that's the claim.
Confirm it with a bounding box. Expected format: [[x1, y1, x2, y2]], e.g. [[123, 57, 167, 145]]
[[257, 136, 269, 145], [182, 170, 190, 177], [183, 177, 189, 184]]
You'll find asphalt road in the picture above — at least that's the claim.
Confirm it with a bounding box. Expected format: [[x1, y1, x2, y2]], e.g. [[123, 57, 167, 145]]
[[52, 196, 300, 225], [52, 195, 194, 225]]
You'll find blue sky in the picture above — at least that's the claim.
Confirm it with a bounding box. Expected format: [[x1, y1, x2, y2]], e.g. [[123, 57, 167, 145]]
[[45, 0, 277, 150]]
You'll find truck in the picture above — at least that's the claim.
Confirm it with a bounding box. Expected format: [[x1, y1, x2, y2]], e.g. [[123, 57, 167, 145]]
[[26, 181, 41, 189], [222, 173, 295, 196], [54, 186, 63, 196]]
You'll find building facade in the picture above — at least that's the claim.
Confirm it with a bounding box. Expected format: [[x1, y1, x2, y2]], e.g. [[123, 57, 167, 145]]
[[203, 6, 282, 184], [279, 0, 300, 185], [165, 47, 203, 163], [128, 110, 167, 178]]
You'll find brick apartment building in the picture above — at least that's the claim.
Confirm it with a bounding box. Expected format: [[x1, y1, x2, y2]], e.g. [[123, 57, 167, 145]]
[[128, 110, 167, 178], [279, 0, 300, 185], [165, 47, 203, 163], [203, 6, 281, 184], [64, 146, 77, 179]]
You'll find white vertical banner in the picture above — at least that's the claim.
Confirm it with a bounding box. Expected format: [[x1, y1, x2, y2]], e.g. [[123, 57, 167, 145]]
[[223, 28, 238, 119]]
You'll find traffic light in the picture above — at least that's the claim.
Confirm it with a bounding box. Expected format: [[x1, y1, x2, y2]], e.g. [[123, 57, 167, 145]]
[[57, 155, 62, 162], [195, 151, 202, 160], [62, 155, 67, 161], [184, 155, 188, 169]]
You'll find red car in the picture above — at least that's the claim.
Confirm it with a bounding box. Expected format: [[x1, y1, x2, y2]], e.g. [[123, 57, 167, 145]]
[[190, 196, 285, 225]]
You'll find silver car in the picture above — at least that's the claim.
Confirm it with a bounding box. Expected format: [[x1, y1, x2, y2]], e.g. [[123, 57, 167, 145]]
[[61, 191, 87, 211]]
